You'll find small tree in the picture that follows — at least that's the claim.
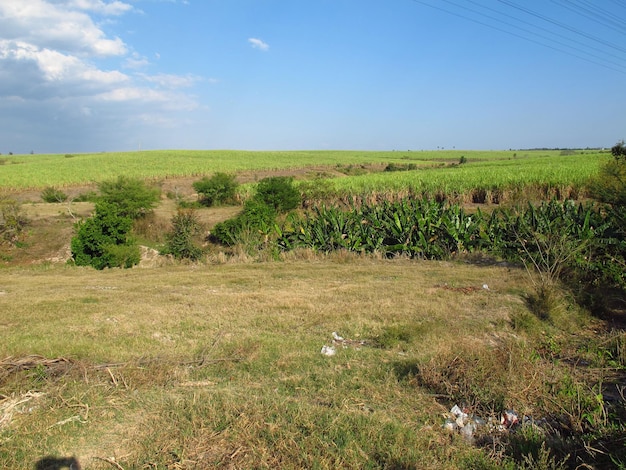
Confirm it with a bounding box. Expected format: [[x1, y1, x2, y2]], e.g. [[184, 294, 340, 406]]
[[0, 198, 27, 245], [611, 140, 626, 161], [254, 176, 300, 213], [98, 176, 160, 220], [163, 209, 203, 261], [71, 202, 139, 269], [41, 187, 68, 203], [193, 173, 238, 207]]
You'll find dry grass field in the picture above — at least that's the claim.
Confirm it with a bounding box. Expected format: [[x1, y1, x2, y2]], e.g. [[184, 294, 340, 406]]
[[1, 255, 541, 469], [1, 249, 624, 469], [1, 160, 624, 469]]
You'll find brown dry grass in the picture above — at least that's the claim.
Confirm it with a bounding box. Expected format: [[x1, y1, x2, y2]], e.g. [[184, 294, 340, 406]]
[[0, 256, 539, 469]]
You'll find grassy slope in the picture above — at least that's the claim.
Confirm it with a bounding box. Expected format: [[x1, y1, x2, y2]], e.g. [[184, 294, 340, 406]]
[[0, 257, 536, 469]]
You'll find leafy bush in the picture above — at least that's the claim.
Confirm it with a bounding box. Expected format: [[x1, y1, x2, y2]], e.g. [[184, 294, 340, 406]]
[[74, 191, 98, 202], [384, 162, 418, 172], [0, 198, 27, 245], [102, 243, 141, 269], [278, 199, 483, 257], [588, 141, 626, 207], [71, 202, 138, 269], [254, 176, 300, 213], [98, 176, 160, 219], [298, 179, 335, 208], [162, 209, 203, 261], [211, 199, 277, 247], [41, 187, 68, 203], [585, 142, 626, 291], [611, 140, 626, 161], [192, 173, 238, 207]]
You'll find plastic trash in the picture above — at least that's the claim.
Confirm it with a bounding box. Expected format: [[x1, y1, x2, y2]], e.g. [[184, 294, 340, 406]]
[[450, 405, 468, 419], [482, 284, 489, 290], [320, 345, 336, 356], [501, 410, 519, 428], [461, 422, 476, 442], [332, 332, 344, 341], [443, 418, 457, 432]]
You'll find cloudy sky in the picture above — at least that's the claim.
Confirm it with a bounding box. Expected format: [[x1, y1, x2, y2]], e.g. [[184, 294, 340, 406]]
[[0, 0, 624, 154]]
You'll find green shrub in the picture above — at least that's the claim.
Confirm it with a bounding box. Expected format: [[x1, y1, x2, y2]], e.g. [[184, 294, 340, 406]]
[[193, 173, 238, 207], [163, 209, 203, 261], [589, 161, 626, 208], [103, 243, 141, 269], [298, 179, 335, 207], [70, 202, 138, 269], [611, 140, 626, 161], [211, 200, 277, 247], [41, 187, 68, 203], [74, 191, 98, 202], [0, 198, 27, 245], [254, 176, 300, 213], [384, 163, 417, 172], [584, 145, 626, 291], [98, 176, 160, 219]]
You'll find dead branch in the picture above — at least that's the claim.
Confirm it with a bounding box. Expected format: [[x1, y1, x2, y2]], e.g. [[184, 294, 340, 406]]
[[93, 456, 125, 470]]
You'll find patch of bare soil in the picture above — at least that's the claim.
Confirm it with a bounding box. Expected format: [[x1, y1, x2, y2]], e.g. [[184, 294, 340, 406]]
[[0, 216, 75, 266]]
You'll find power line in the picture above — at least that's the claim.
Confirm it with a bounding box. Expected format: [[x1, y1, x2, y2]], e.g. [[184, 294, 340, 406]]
[[461, 0, 626, 64], [497, 0, 626, 55], [553, 0, 626, 34], [409, 0, 626, 74], [549, 0, 626, 36]]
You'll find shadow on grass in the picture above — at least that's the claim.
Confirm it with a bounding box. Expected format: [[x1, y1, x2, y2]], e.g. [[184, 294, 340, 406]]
[[34, 456, 81, 470]]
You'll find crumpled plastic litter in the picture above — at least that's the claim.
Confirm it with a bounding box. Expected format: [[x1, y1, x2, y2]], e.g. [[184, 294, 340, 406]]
[[443, 405, 523, 442], [501, 409, 519, 428], [320, 332, 366, 356]]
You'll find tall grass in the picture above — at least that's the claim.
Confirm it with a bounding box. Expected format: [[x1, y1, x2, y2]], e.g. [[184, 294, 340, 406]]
[[306, 153, 606, 204], [0, 149, 606, 191]]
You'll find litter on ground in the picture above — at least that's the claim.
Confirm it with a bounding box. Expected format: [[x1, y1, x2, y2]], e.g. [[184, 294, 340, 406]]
[[443, 404, 527, 443], [320, 332, 367, 356]]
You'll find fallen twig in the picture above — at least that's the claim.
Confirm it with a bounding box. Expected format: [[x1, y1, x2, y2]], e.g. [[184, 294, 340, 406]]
[[93, 456, 125, 470]]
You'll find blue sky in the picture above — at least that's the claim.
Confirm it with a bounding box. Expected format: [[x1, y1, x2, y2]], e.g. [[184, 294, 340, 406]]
[[0, 0, 624, 153]]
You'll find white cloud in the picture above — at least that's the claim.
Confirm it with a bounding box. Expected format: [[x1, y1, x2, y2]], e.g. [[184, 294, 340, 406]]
[[64, 0, 133, 16], [124, 52, 150, 69], [0, 0, 204, 153], [0, 39, 128, 98], [98, 87, 198, 111], [0, 0, 128, 57], [248, 37, 269, 51], [138, 73, 201, 89]]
